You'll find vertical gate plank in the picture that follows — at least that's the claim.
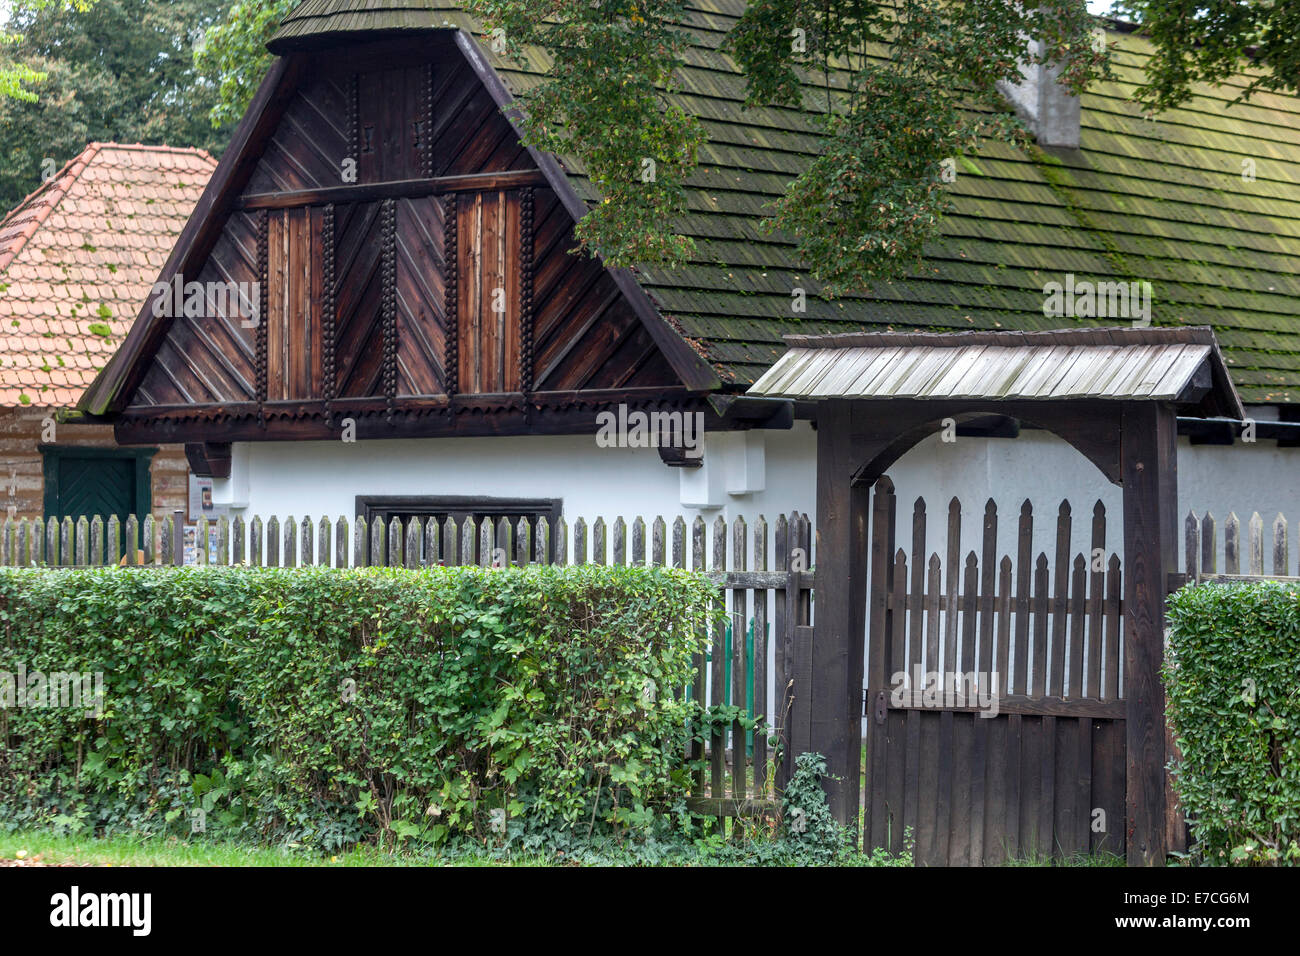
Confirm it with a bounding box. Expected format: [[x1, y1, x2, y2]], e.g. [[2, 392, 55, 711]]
[[731, 516, 748, 801], [1088, 503, 1107, 699], [944, 498, 961, 677], [1050, 502, 1072, 697], [1013, 502, 1033, 696], [1069, 555, 1086, 698], [753, 515, 768, 797], [1032, 554, 1050, 697], [865, 478, 896, 850], [690, 515, 707, 790], [710, 516, 726, 801]]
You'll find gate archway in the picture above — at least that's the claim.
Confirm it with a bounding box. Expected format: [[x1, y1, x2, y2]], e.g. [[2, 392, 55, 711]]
[[748, 327, 1243, 866]]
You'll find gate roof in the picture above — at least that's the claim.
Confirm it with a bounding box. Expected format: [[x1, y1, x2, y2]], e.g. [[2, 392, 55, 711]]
[[748, 326, 1243, 419]]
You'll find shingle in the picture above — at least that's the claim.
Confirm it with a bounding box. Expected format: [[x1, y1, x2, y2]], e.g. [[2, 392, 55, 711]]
[[0, 143, 217, 407]]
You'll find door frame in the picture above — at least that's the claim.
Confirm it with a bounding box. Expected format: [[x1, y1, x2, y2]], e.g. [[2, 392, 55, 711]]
[[38, 445, 157, 520]]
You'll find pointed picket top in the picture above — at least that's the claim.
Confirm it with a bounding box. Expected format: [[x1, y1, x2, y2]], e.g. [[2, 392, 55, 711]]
[[263, 515, 278, 567], [281, 515, 295, 567], [29, 518, 43, 567], [534, 516, 549, 566], [732, 515, 747, 573], [1249, 511, 1264, 576], [712, 515, 726, 571], [104, 515, 119, 565], [370, 515, 386, 568], [334, 516, 348, 568], [385, 516, 401, 567], [232, 515, 246, 565], [90, 515, 104, 566], [552, 516, 567, 566], [1224, 512, 1240, 574], [572, 517, 587, 565], [478, 515, 494, 567], [160, 516, 174, 566], [353, 515, 368, 567], [406, 517, 422, 569], [122, 515, 138, 565], [198, 515, 211, 566], [631, 516, 645, 566], [460, 515, 476, 567], [216, 516, 230, 566], [424, 515, 440, 566], [75, 516, 89, 566], [494, 516, 511, 567], [1200, 512, 1216, 575], [592, 517, 606, 565], [1273, 513, 1288, 577], [404, 516, 422, 569], [317, 516, 331, 567], [442, 515, 457, 566], [651, 515, 666, 567], [612, 517, 626, 565], [301, 516, 314, 567], [692, 516, 706, 571], [387, 516, 403, 567], [1184, 510, 1199, 581], [45, 516, 59, 567], [14, 520, 27, 567], [672, 516, 686, 569]]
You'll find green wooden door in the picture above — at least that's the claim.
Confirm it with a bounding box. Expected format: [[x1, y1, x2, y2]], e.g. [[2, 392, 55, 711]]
[[40, 447, 156, 553]]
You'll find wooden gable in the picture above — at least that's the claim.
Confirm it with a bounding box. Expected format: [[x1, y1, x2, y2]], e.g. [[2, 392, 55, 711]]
[[96, 33, 714, 443]]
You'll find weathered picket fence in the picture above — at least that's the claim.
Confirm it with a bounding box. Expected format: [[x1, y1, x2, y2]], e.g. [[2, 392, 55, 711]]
[[1184, 509, 1300, 583], [0, 509, 813, 819]]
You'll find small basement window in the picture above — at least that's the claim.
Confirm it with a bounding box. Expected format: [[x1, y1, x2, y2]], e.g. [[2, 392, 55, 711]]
[[354, 495, 562, 563]]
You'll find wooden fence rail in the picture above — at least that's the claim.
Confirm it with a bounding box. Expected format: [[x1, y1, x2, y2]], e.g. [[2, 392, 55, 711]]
[[0, 508, 812, 820]]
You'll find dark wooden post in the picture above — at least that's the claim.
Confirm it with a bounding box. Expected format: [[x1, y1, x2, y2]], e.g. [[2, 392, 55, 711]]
[[811, 401, 871, 824], [172, 509, 185, 567], [1121, 402, 1175, 866]]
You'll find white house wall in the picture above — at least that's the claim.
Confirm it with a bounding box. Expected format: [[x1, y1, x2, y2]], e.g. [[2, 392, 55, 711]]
[[213, 418, 1300, 571]]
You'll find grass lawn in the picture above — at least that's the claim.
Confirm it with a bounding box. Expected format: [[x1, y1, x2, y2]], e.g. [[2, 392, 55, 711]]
[[0, 832, 555, 868], [0, 830, 1123, 867]]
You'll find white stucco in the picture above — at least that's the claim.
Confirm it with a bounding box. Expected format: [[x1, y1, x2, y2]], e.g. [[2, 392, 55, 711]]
[[211, 415, 1300, 570]]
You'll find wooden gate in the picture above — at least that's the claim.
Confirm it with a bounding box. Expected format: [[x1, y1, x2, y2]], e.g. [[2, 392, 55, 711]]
[[863, 478, 1127, 864]]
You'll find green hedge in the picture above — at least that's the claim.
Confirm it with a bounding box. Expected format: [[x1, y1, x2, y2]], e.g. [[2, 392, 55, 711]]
[[0, 565, 714, 849], [1165, 582, 1300, 865]]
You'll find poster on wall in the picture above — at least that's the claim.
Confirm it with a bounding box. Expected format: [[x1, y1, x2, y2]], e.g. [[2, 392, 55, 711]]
[[188, 474, 230, 523], [182, 524, 221, 566]]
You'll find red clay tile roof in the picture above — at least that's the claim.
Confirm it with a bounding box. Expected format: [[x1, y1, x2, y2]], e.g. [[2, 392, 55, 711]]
[[0, 142, 216, 407]]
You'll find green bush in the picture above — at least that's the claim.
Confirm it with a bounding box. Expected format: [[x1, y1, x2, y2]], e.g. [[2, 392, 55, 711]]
[[1165, 582, 1300, 865], [0, 565, 714, 850]]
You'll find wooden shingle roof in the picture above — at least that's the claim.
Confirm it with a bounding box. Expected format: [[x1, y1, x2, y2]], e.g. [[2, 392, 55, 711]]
[[0, 143, 217, 408], [267, 2, 1300, 404]]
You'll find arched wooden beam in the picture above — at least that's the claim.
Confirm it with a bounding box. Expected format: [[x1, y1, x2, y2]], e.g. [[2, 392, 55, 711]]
[[837, 399, 1125, 488]]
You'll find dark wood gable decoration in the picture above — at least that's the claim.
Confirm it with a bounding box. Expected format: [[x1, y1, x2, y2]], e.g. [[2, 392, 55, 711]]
[[83, 32, 722, 445]]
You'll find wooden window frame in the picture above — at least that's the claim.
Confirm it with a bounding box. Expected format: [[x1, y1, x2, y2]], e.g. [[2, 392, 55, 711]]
[[354, 494, 562, 561]]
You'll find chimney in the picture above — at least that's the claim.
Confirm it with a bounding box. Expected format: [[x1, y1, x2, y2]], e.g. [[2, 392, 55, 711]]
[[998, 37, 1083, 149]]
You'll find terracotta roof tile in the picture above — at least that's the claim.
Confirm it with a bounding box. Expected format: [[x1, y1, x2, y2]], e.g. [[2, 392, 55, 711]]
[[0, 142, 215, 407]]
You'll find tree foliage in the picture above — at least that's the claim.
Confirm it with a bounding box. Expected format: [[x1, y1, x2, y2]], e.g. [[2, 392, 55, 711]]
[[0, 0, 233, 212], [161, 1, 1300, 291], [1115, 0, 1300, 112]]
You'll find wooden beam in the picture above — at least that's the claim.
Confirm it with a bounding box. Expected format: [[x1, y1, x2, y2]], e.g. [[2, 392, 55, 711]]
[[810, 400, 871, 824], [236, 169, 549, 209], [184, 442, 232, 479], [1121, 401, 1174, 866]]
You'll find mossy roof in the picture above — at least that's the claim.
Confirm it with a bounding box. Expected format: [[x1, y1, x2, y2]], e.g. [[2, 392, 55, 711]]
[[272, 0, 1300, 404]]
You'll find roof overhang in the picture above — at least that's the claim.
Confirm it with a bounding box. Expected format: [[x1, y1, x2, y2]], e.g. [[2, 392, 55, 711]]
[[748, 326, 1244, 420]]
